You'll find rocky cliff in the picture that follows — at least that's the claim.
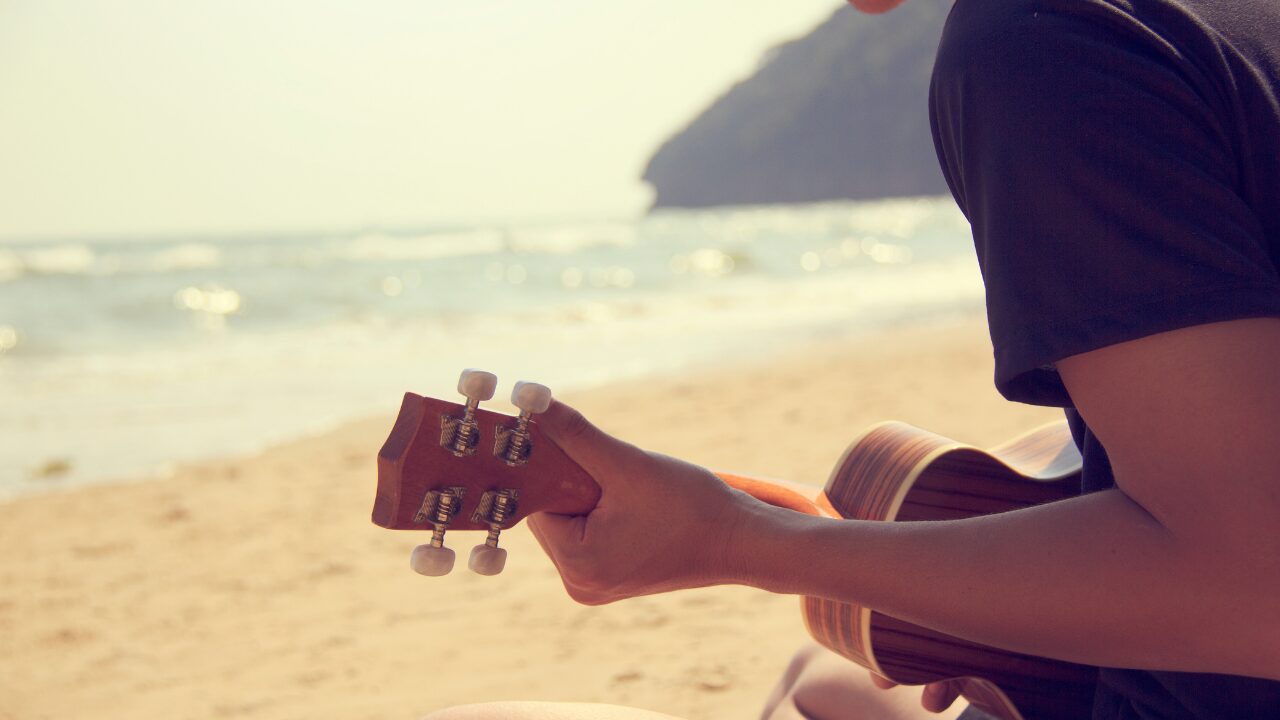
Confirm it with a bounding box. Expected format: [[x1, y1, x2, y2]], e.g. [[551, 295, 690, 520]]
[[643, 0, 953, 209]]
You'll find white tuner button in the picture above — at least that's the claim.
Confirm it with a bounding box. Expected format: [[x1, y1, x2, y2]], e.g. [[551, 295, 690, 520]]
[[410, 544, 456, 576], [511, 381, 553, 414], [468, 544, 508, 576], [457, 369, 498, 402]]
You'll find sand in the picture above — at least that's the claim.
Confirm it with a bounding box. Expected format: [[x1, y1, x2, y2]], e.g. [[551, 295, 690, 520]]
[[0, 314, 1061, 720]]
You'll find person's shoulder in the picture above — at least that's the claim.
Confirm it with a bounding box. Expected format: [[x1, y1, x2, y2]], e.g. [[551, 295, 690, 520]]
[[933, 0, 1211, 97], [934, 0, 1094, 84], [940, 0, 1276, 67], [941, 0, 1153, 37]]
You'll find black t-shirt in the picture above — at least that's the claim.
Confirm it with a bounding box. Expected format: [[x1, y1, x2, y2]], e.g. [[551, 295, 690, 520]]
[[929, 0, 1280, 718]]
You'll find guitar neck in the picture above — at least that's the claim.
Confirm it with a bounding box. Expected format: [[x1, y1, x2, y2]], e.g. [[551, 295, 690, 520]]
[[712, 471, 836, 518]]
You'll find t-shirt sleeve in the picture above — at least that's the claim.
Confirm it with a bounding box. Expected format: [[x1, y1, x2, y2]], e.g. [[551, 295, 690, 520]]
[[929, 0, 1280, 407]]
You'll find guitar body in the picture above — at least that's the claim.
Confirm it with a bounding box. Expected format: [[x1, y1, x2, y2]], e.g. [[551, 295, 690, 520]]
[[801, 422, 1097, 720]]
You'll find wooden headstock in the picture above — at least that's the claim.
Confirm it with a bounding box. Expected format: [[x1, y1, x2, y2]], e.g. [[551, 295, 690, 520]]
[[373, 392, 600, 530], [373, 372, 601, 575]]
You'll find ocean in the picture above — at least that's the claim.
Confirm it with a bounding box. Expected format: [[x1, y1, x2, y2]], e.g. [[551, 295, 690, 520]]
[[0, 196, 984, 500]]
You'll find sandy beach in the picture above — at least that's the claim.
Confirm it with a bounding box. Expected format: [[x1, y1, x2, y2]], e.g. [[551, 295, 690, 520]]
[[0, 314, 1060, 720]]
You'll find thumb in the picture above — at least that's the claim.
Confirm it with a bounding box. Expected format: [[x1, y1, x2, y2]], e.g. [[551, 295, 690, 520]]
[[921, 680, 963, 713], [535, 399, 626, 479]]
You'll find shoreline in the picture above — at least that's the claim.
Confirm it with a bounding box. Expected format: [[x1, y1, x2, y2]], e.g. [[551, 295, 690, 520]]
[[0, 312, 1060, 720]]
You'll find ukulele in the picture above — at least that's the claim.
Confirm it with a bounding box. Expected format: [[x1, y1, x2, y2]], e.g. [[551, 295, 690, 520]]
[[373, 370, 1097, 720]]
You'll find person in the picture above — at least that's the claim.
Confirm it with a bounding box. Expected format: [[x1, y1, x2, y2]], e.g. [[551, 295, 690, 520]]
[[427, 0, 1280, 717]]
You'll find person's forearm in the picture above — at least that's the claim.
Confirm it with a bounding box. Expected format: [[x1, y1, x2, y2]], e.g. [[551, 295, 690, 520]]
[[735, 487, 1280, 680]]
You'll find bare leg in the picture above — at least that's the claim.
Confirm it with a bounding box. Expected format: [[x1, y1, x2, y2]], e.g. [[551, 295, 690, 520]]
[[761, 643, 969, 720], [424, 644, 968, 720], [423, 702, 684, 720]]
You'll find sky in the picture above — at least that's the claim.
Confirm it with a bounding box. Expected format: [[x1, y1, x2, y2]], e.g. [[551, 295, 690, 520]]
[[0, 0, 843, 240]]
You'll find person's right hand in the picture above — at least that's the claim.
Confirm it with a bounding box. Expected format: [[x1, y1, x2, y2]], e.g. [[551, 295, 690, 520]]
[[870, 673, 965, 714]]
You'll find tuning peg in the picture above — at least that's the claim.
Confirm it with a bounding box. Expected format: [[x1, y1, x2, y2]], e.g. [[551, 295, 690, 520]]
[[495, 381, 552, 466], [458, 369, 498, 403], [410, 543, 456, 576], [467, 544, 507, 576], [467, 489, 518, 575], [411, 487, 463, 577], [511, 381, 552, 415], [444, 369, 497, 457]]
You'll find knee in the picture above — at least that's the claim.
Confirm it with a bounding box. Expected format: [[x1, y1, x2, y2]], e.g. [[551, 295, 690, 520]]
[[423, 702, 684, 720], [761, 643, 829, 718], [762, 643, 925, 720], [781, 642, 828, 692], [421, 702, 509, 720]]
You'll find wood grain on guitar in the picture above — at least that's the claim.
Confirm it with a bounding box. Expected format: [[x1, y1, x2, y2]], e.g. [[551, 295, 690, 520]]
[[373, 371, 1095, 720]]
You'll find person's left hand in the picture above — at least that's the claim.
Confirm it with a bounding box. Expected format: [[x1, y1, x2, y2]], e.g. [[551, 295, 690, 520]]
[[526, 400, 765, 604]]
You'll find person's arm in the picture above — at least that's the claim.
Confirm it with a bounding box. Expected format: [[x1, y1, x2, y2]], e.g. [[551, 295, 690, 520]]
[[528, 318, 1280, 682]]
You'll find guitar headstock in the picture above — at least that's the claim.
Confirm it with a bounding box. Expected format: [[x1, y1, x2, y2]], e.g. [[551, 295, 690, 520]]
[[373, 370, 600, 577]]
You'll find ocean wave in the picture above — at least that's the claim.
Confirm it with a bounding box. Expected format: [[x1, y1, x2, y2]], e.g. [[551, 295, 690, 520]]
[[335, 223, 637, 264], [0, 241, 225, 280], [147, 242, 223, 272], [0, 325, 18, 354], [1, 243, 98, 278], [845, 196, 947, 239], [0, 250, 19, 282], [506, 222, 636, 255], [338, 230, 507, 262]]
